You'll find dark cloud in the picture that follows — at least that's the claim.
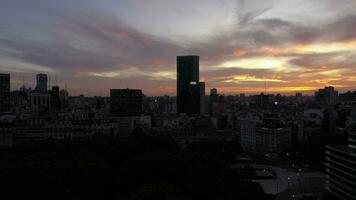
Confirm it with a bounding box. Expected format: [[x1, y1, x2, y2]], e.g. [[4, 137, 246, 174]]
[[1, 0, 356, 95], [0, 12, 184, 73], [289, 51, 356, 70], [326, 15, 356, 41]]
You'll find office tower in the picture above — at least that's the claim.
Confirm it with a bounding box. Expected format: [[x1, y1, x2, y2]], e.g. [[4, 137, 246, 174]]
[[0, 74, 10, 113], [325, 133, 356, 199], [177, 55, 201, 114], [110, 89, 143, 117], [36, 73, 48, 93], [315, 86, 339, 105], [199, 82, 205, 114]]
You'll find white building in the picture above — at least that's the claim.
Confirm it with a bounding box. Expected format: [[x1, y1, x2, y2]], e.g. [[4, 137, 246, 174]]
[[45, 119, 117, 139], [241, 120, 291, 159]]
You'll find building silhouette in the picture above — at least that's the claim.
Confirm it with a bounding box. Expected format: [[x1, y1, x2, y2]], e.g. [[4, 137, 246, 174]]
[[315, 86, 339, 105], [50, 86, 60, 111], [30, 92, 51, 116], [325, 133, 356, 199], [241, 119, 291, 159], [210, 88, 218, 96], [177, 55, 202, 114], [199, 82, 205, 114], [110, 89, 143, 117], [35, 73, 48, 93], [0, 74, 10, 113], [255, 93, 270, 110]]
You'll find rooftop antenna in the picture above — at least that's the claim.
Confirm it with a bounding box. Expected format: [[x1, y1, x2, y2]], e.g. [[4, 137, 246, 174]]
[[55, 75, 58, 86]]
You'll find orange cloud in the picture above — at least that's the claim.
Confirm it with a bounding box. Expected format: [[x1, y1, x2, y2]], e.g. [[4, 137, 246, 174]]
[[233, 49, 248, 57]]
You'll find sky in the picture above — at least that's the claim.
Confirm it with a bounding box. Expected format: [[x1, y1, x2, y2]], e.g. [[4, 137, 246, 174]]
[[1, 0, 356, 96]]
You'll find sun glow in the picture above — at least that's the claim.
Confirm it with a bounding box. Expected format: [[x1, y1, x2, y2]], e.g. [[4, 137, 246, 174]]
[[224, 74, 286, 83], [220, 57, 290, 70]]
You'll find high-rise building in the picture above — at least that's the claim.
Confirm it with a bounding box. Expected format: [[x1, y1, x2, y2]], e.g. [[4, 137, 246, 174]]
[[325, 133, 356, 199], [315, 86, 339, 105], [199, 82, 206, 114], [110, 89, 143, 117], [36, 73, 48, 93], [0, 74, 10, 113], [177, 55, 201, 114]]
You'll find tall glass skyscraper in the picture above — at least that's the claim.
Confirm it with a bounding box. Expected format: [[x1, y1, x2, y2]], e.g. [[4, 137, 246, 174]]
[[177, 55, 201, 114], [0, 73, 10, 113], [36, 73, 48, 93]]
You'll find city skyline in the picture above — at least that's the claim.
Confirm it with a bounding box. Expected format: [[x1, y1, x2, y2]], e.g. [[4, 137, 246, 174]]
[[1, 0, 356, 96], [1, 71, 353, 97], [1, 2, 356, 199]]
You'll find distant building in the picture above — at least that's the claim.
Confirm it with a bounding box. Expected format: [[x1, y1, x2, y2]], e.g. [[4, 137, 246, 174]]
[[315, 86, 339, 105], [110, 89, 143, 117], [49, 86, 60, 111], [177, 55, 201, 114], [339, 91, 356, 103], [59, 89, 69, 109], [0, 74, 10, 113], [35, 73, 48, 93], [45, 118, 117, 139], [0, 114, 16, 147], [241, 120, 291, 159], [255, 93, 269, 109], [209, 89, 225, 116], [115, 115, 151, 136], [210, 88, 218, 96], [325, 133, 356, 199], [30, 93, 51, 116], [295, 92, 303, 104]]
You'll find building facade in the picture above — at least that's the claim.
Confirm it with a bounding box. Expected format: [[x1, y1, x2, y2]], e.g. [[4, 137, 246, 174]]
[[30, 93, 51, 116], [110, 89, 143, 117], [325, 133, 356, 200], [241, 120, 291, 159], [315, 86, 339, 105], [177, 55, 201, 114], [0, 74, 10, 113], [35, 73, 48, 93]]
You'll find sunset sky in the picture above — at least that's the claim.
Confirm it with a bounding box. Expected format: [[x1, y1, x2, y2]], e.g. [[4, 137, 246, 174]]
[[1, 0, 356, 96]]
